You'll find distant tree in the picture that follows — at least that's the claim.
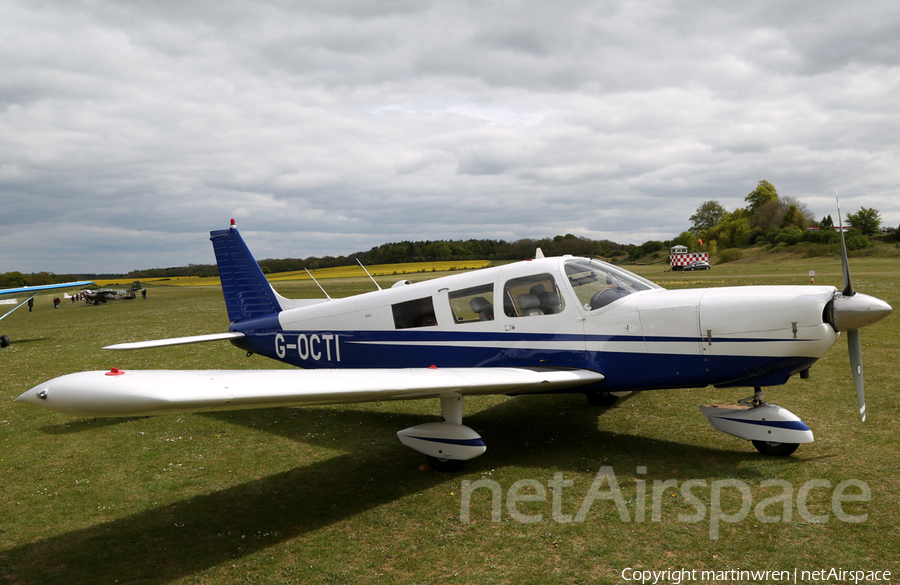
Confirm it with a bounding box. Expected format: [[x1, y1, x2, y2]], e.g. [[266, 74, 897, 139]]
[[384, 245, 408, 264], [753, 199, 786, 232], [779, 203, 809, 230], [745, 180, 779, 214], [670, 231, 698, 252], [29, 272, 55, 286], [753, 194, 814, 233], [689, 200, 728, 233], [700, 207, 752, 249], [0, 271, 29, 287], [820, 214, 834, 229], [844, 229, 872, 250], [845, 207, 881, 235], [425, 242, 453, 260], [784, 196, 817, 226]]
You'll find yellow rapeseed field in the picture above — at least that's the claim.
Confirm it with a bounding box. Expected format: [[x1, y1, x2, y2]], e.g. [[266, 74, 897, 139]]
[[92, 260, 491, 288]]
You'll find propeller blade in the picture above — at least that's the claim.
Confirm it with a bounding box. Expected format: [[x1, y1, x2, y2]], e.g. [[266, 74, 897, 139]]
[[835, 191, 854, 297], [847, 329, 865, 421]]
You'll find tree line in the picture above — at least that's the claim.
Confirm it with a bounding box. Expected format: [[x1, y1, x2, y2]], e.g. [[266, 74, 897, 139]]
[[1, 234, 644, 285], [3, 181, 893, 286], [677, 180, 891, 258]]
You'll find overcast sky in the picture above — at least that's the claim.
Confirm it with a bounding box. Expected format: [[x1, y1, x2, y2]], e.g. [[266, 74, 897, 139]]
[[2, 0, 899, 274]]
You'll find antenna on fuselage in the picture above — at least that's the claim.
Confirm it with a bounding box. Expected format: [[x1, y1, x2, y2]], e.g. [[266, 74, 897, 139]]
[[357, 259, 383, 291], [305, 268, 332, 300]]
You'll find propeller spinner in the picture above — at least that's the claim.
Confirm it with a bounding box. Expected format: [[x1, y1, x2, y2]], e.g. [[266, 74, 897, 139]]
[[831, 192, 892, 421]]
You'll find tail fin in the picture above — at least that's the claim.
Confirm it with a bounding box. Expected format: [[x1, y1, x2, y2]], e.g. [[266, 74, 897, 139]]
[[210, 225, 281, 323]]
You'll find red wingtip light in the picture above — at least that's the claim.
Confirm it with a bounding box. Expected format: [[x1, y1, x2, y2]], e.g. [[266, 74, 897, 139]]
[[429, 365, 438, 369], [106, 368, 125, 376]]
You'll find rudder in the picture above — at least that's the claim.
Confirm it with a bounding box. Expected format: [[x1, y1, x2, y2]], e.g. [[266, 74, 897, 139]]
[[210, 224, 281, 323]]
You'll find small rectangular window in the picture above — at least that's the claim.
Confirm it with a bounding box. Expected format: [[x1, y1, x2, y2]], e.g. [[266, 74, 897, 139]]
[[392, 297, 437, 329], [448, 284, 494, 323]]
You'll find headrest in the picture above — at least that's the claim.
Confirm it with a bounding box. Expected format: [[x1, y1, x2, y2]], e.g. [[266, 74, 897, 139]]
[[518, 294, 541, 310], [539, 292, 560, 306], [469, 296, 493, 313]]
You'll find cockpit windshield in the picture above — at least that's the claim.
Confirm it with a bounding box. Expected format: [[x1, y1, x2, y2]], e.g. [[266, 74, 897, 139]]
[[564, 259, 661, 311]]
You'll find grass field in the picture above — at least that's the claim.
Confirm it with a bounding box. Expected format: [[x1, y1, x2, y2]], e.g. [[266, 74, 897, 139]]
[[1, 257, 898, 584]]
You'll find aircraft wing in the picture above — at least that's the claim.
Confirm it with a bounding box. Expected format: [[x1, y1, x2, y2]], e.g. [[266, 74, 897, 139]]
[[0, 281, 95, 297], [16, 367, 605, 417], [0, 280, 94, 322]]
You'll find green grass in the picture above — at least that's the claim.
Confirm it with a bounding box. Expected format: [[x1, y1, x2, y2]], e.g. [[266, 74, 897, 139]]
[[1, 259, 898, 584]]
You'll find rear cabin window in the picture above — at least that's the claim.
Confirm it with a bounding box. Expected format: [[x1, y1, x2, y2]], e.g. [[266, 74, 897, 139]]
[[392, 297, 437, 329], [449, 284, 494, 323], [503, 273, 565, 317]]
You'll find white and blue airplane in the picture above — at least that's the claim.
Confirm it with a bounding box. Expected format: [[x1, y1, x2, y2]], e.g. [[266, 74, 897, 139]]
[[15, 217, 891, 470], [1, 280, 95, 347]]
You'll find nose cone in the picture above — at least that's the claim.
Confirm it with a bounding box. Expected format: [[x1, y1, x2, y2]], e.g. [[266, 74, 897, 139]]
[[832, 292, 892, 331]]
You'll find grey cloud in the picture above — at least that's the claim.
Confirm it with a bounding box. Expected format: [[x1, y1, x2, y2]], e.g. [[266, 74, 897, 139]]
[[1, 0, 899, 273]]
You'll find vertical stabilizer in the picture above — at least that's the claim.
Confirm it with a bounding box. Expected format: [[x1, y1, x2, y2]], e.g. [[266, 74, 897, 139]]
[[210, 225, 281, 323]]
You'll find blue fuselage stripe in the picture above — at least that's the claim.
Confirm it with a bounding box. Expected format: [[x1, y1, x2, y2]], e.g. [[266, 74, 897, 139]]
[[229, 326, 821, 390]]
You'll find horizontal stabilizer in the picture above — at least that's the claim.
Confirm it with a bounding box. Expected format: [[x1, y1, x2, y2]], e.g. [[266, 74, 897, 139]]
[[16, 367, 604, 417], [104, 332, 245, 351]]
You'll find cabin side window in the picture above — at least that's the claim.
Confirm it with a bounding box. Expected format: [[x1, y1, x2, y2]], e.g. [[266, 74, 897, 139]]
[[502, 273, 565, 317], [392, 297, 437, 329], [449, 284, 494, 323]]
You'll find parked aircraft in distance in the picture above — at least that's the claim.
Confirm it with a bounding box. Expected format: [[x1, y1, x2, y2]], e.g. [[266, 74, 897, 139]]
[[0, 280, 95, 347], [16, 206, 891, 470], [81, 281, 143, 305]]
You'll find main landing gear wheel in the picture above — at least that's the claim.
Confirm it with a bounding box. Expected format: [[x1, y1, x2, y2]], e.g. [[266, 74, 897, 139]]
[[743, 388, 799, 456], [426, 455, 464, 472], [752, 440, 800, 457], [586, 391, 619, 407], [701, 387, 811, 457]]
